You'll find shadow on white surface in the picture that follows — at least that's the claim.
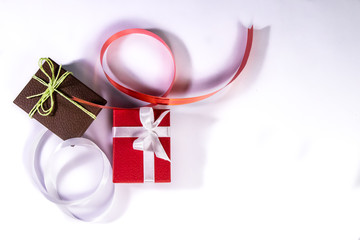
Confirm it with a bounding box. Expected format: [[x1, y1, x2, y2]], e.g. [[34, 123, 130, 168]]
[[148, 28, 193, 95], [210, 26, 271, 105], [168, 111, 217, 188]]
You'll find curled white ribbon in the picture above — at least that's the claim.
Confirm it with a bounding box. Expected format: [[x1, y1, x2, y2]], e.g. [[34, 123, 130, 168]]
[[113, 107, 170, 182], [29, 130, 114, 221]]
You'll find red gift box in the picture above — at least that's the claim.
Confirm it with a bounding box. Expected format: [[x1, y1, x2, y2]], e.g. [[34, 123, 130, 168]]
[[113, 108, 171, 183]]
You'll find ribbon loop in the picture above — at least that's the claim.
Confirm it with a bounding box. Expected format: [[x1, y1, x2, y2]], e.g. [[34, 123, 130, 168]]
[[30, 130, 115, 222], [99, 27, 253, 105], [139, 107, 155, 130]]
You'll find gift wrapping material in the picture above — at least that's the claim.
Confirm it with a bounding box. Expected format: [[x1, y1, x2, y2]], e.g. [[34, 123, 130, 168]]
[[29, 130, 114, 221], [113, 107, 171, 183], [73, 26, 253, 107], [14, 58, 107, 140]]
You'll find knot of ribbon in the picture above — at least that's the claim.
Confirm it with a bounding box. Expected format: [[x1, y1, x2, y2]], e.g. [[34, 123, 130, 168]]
[[133, 107, 170, 161], [27, 58, 96, 119]]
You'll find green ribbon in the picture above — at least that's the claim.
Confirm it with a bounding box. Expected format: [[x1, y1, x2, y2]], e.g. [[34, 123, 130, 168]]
[[27, 58, 96, 119]]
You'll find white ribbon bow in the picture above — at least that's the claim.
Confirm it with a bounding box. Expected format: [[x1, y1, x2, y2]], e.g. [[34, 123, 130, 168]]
[[132, 107, 170, 161], [113, 107, 170, 161]]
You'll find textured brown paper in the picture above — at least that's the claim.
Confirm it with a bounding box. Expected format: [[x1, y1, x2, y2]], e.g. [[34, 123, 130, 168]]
[[13, 58, 107, 140]]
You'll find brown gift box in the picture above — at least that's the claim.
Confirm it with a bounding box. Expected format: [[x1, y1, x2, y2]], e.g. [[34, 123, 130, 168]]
[[13, 58, 107, 140]]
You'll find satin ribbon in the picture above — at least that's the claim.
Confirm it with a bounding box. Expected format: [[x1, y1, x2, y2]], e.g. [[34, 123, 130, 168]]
[[113, 107, 170, 182], [93, 27, 254, 106], [73, 27, 253, 107], [29, 130, 114, 221]]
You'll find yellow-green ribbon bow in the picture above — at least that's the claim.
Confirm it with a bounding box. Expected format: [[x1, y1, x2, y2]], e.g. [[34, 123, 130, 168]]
[[27, 58, 96, 119]]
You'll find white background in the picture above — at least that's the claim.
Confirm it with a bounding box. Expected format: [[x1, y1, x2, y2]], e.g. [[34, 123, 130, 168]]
[[1, 0, 360, 239]]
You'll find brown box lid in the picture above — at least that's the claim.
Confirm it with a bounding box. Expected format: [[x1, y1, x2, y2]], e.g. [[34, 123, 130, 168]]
[[13, 58, 107, 140]]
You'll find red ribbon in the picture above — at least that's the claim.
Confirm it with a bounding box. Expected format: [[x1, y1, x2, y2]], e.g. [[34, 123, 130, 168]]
[[74, 27, 253, 107]]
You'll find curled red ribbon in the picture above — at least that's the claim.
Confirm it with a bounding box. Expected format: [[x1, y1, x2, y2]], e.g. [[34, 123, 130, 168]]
[[74, 27, 253, 107]]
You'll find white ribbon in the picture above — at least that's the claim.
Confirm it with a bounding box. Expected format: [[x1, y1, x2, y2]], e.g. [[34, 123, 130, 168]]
[[29, 130, 115, 222], [113, 107, 170, 182]]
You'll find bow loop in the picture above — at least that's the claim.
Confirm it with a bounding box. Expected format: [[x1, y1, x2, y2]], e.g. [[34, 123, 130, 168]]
[[139, 107, 155, 130]]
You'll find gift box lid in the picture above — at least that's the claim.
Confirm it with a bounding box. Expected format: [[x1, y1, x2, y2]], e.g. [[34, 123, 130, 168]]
[[13, 58, 107, 140], [112, 108, 171, 183]]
